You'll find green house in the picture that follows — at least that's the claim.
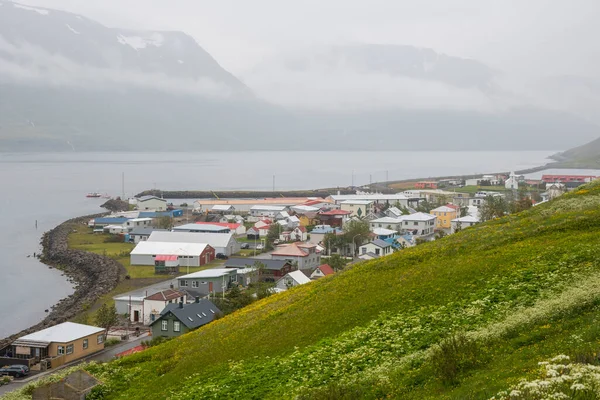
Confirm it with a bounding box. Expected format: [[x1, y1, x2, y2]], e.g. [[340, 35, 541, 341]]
[[150, 298, 221, 338]]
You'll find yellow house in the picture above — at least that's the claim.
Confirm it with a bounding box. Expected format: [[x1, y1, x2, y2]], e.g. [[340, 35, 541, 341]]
[[430, 205, 459, 229], [340, 200, 374, 218], [11, 322, 106, 367], [297, 213, 318, 227]]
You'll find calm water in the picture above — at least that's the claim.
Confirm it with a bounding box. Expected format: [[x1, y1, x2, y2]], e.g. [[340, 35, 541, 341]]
[[0, 150, 555, 337]]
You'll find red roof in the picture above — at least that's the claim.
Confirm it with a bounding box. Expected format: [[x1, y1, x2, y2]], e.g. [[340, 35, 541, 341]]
[[154, 255, 178, 261], [317, 264, 335, 275], [445, 204, 460, 210], [145, 289, 185, 301], [296, 226, 307, 232], [195, 221, 240, 230], [319, 209, 352, 216], [272, 243, 309, 257], [116, 345, 146, 358], [302, 200, 326, 206]]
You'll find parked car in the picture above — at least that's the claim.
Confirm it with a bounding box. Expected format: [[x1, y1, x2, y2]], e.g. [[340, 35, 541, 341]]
[[216, 253, 228, 260], [273, 239, 280, 245], [240, 243, 250, 249], [256, 244, 264, 250], [0, 365, 29, 378]]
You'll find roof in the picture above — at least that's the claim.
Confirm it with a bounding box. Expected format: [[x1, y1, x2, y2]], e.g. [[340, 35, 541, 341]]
[[127, 218, 153, 223], [94, 217, 129, 224], [277, 211, 290, 218], [178, 268, 237, 280], [318, 209, 352, 216], [330, 194, 408, 201], [291, 205, 321, 212], [310, 225, 342, 234], [294, 225, 306, 232], [271, 242, 310, 257], [154, 255, 178, 261], [224, 258, 292, 270], [288, 216, 301, 223], [371, 216, 403, 224], [301, 200, 329, 206], [280, 270, 311, 285], [129, 227, 162, 236], [138, 195, 166, 203], [131, 241, 209, 256], [373, 228, 397, 236], [211, 204, 235, 211], [153, 300, 221, 330], [386, 207, 403, 216], [250, 205, 288, 211], [403, 212, 436, 221], [172, 223, 230, 233], [194, 221, 241, 231], [16, 322, 104, 344], [365, 239, 392, 248], [431, 205, 457, 213], [341, 200, 373, 205], [315, 264, 335, 275], [452, 215, 480, 223], [144, 289, 185, 301], [148, 231, 234, 248]]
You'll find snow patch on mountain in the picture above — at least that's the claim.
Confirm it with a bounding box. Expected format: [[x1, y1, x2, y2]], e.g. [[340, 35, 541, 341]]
[[117, 33, 164, 50], [13, 3, 49, 15], [65, 24, 80, 35]]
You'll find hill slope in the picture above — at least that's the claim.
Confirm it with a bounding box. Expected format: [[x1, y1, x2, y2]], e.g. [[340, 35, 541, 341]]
[[8, 183, 588, 399]]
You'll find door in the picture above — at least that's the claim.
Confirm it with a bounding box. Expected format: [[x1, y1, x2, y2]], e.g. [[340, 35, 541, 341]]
[[133, 310, 140, 322]]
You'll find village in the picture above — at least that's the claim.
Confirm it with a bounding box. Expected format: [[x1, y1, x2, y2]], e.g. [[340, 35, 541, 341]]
[[0, 170, 593, 395]]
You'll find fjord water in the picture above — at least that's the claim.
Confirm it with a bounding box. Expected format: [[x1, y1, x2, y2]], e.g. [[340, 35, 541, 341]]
[[0, 150, 554, 338]]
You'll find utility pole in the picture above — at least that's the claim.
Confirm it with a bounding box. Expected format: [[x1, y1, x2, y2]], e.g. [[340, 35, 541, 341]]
[[352, 170, 354, 188], [386, 170, 389, 183], [121, 172, 125, 200], [273, 175, 275, 193]]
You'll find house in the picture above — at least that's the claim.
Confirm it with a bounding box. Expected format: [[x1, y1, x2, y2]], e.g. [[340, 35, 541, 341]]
[[224, 258, 295, 282], [370, 217, 404, 232], [358, 252, 379, 260], [359, 239, 393, 257], [223, 214, 245, 224], [340, 200, 374, 218], [177, 268, 238, 294], [542, 183, 566, 201], [275, 211, 291, 220], [32, 370, 99, 400], [271, 242, 321, 273], [128, 227, 164, 244], [310, 264, 335, 279], [317, 209, 351, 227], [451, 215, 480, 233], [90, 217, 130, 228], [288, 226, 307, 241], [290, 205, 321, 214], [385, 207, 404, 218], [430, 205, 459, 229], [308, 225, 344, 245], [123, 218, 153, 230], [297, 212, 319, 227], [275, 270, 311, 291], [210, 204, 236, 213], [10, 322, 105, 366], [144, 289, 187, 325], [194, 221, 247, 235], [148, 231, 240, 256], [396, 234, 416, 248], [138, 210, 183, 218], [287, 215, 301, 228], [172, 223, 231, 234], [327, 193, 413, 207], [103, 225, 128, 235], [541, 174, 596, 183], [136, 195, 167, 211], [250, 205, 288, 218], [372, 228, 397, 240], [247, 225, 270, 239], [150, 298, 221, 338], [505, 171, 519, 190], [130, 241, 215, 267], [153, 254, 180, 274], [399, 212, 436, 237]]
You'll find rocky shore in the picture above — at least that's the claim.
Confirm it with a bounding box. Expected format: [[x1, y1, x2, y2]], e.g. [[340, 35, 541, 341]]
[[0, 214, 127, 350]]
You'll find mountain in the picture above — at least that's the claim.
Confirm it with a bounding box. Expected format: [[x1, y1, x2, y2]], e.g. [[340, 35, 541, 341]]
[[1, 1, 600, 151], [10, 181, 600, 398]]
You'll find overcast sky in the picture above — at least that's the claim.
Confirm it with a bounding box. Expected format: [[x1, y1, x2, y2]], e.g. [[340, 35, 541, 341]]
[[18, 0, 600, 78]]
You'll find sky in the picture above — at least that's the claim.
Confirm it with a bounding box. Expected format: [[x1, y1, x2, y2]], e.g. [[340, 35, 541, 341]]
[[6, 0, 600, 117], [17, 0, 600, 78]]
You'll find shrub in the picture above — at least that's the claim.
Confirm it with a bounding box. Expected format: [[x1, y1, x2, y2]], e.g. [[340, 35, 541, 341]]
[[430, 333, 484, 385]]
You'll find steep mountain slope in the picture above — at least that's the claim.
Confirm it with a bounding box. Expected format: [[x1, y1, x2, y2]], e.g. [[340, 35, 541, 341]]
[[6, 182, 597, 399]]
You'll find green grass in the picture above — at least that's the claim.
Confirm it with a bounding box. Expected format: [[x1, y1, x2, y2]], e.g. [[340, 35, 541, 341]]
[[10, 184, 600, 399], [453, 185, 507, 194]]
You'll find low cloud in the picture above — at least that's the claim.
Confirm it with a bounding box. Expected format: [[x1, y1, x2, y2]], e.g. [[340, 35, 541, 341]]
[[0, 35, 233, 98]]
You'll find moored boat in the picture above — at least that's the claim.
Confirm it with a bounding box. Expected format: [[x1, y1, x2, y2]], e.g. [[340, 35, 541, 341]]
[[86, 192, 102, 198]]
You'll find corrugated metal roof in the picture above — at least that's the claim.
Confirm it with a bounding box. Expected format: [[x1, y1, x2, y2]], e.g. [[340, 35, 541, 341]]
[[148, 231, 234, 248], [17, 322, 104, 344]]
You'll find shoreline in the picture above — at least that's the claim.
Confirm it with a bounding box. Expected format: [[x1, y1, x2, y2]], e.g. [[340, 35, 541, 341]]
[[0, 214, 127, 350]]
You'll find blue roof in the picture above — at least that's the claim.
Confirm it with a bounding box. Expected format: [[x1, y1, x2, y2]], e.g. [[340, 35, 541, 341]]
[[371, 239, 392, 248], [94, 217, 129, 224], [138, 210, 182, 218]]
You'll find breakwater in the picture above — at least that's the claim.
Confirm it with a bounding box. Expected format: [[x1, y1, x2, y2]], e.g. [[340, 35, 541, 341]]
[[0, 214, 126, 349]]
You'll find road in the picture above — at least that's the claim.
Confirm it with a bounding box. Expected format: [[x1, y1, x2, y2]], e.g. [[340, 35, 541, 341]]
[[0, 334, 149, 397]]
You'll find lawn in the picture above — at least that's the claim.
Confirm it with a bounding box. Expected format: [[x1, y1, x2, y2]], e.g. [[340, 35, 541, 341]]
[[452, 185, 507, 194]]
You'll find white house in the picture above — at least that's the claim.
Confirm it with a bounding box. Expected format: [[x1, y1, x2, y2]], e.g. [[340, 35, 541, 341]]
[[211, 205, 236, 213], [113, 294, 145, 323], [250, 205, 288, 218], [399, 212, 436, 237], [275, 211, 291, 220], [370, 217, 404, 232], [124, 218, 153, 231], [310, 264, 335, 279], [143, 289, 187, 325], [451, 215, 480, 233], [137, 195, 167, 211], [328, 193, 411, 207], [275, 270, 311, 291], [271, 243, 321, 273], [340, 200, 374, 218], [103, 225, 128, 234], [359, 239, 393, 257], [385, 207, 404, 218], [286, 216, 300, 228], [281, 226, 307, 242], [505, 171, 519, 190], [147, 231, 240, 256], [130, 241, 215, 266]]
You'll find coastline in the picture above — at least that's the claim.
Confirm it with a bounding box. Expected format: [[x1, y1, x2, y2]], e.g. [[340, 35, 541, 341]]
[[0, 214, 127, 349]]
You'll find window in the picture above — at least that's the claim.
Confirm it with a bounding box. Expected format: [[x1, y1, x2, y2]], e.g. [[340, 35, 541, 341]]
[[161, 320, 168, 331], [375, 248, 380, 255], [173, 321, 181, 332], [57, 346, 65, 355], [66, 344, 74, 355], [97, 334, 104, 344], [413, 222, 418, 226], [181, 280, 188, 287], [192, 281, 199, 288], [83, 339, 88, 350]]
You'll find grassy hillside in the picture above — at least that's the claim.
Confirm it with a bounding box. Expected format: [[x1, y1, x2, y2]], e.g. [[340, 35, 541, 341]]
[[7, 183, 600, 399]]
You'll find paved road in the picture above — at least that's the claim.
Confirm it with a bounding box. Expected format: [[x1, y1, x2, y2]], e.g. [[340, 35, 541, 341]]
[[0, 334, 149, 397]]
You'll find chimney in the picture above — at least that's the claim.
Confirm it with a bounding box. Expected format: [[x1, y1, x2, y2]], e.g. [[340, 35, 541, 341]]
[[195, 296, 200, 303], [169, 283, 174, 289], [179, 301, 184, 309]]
